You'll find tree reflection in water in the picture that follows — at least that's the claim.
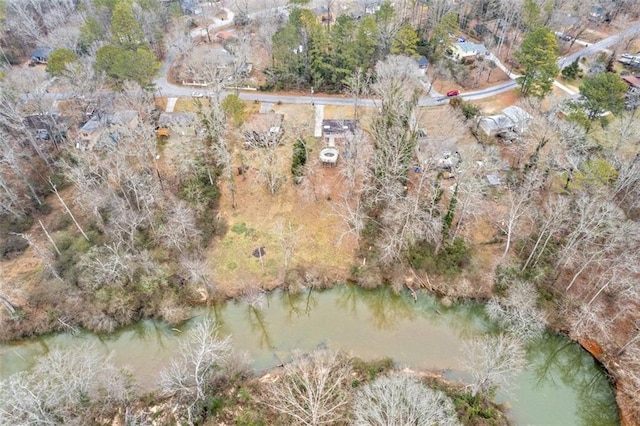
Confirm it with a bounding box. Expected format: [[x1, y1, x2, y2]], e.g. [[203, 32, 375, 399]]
[[280, 287, 317, 319], [246, 303, 274, 350], [527, 334, 618, 426], [336, 285, 416, 330]]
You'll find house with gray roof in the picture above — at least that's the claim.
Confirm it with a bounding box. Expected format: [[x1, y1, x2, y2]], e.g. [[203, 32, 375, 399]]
[[477, 106, 531, 138]]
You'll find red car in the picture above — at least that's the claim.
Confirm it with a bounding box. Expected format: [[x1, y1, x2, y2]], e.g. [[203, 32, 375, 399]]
[[446, 89, 460, 97]]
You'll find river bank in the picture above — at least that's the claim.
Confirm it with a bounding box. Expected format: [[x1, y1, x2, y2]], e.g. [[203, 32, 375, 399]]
[[1, 286, 619, 425]]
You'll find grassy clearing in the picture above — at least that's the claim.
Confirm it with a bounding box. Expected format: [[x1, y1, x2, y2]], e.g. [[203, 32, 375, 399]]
[[173, 97, 210, 112], [208, 110, 358, 295]]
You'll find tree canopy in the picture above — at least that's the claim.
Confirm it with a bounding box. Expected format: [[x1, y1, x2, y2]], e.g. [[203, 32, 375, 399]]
[[92, 0, 160, 87], [579, 72, 629, 119], [46, 48, 77, 76], [514, 27, 559, 98]]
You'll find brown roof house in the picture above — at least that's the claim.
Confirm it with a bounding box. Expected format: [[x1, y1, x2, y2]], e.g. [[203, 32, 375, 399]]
[[321, 119, 357, 147], [242, 113, 284, 148]]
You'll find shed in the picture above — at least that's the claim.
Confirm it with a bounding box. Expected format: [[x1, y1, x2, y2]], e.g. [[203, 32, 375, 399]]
[[30, 47, 52, 64], [621, 75, 640, 89], [416, 56, 429, 69]]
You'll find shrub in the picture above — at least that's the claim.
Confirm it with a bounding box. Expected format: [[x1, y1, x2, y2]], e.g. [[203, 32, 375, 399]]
[[291, 138, 307, 182], [449, 97, 481, 119], [351, 357, 394, 381], [408, 238, 470, 276], [0, 234, 30, 259]]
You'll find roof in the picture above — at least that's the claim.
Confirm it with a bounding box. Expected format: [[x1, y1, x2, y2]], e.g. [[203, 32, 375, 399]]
[[81, 118, 102, 134], [158, 112, 197, 127], [452, 41, 487, 55], [109, 110, 137, 126], [501, 106, 532, 126], [622, 75, 640, 88], [486, 175, 502, 186], [217, 31, 235, 41], [321, 119, 357, 136], [478, 114, 514, 132], [31, 47, 52, 59], [416, 56, 429, 68]]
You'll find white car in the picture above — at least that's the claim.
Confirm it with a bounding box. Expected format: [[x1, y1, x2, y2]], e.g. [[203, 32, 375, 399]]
[[192, 92, 204, 98]]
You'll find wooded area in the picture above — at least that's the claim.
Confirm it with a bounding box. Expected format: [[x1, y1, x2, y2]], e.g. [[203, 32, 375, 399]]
[[1, 0, 640, 423]]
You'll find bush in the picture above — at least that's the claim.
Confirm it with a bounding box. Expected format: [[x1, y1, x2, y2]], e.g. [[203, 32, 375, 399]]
[[351, 357, 394, 381], [0, 234, 30, 259], [408, 238, 470, 276], [453, 391, 500, 422], [449, 97, 481, 119], [561, 59, 580, 80], [291, 138, 307, 182], [179, 166, 221, 208]]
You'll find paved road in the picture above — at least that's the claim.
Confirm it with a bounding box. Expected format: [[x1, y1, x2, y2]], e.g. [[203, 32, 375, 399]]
[[156, 20, 638, 107], [558, 22, 640, 68]]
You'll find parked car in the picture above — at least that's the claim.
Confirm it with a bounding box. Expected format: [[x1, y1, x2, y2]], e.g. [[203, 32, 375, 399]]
[[192, 91, 204, 98], [446, 89, 460, 97]]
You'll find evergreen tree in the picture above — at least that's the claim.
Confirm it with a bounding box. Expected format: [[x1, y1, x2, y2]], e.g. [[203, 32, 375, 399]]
[[561, 58, 580, 80], [514, 27, 559, 98], [392, 24, 419, 57], [580, 72, 629, 119], [46, 48, 77, 76]]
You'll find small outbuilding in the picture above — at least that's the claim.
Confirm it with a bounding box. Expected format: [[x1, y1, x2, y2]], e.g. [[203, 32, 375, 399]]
[[30, 47, 52, 65]]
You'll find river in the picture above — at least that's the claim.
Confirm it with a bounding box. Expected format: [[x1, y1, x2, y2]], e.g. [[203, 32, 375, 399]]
[[0, 285, 618, 425]]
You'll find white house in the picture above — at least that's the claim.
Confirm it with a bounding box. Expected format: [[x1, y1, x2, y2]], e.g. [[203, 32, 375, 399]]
[[477, 106, 531, 138], [449, 41, 487, 62]]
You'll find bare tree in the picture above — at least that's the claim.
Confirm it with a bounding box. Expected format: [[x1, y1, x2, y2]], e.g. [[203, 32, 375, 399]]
[[354, 374, 460, 426], [77, 243, 133, 290], [263, 349, 353, 425], [486, 281, 548, 342], [344, 68, 371, 121], [244, 117, 286, 195], [273, 220, 302, 273], [376, 167, 442, 262], [160, 318, 236, 423], [256, 13, 282, 68], [370, 55, 423, 203], [0, 344, 134, 425], [499, 172, 542, 259], [463, 334, 527, 397], [159, 201, 202, 253]]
